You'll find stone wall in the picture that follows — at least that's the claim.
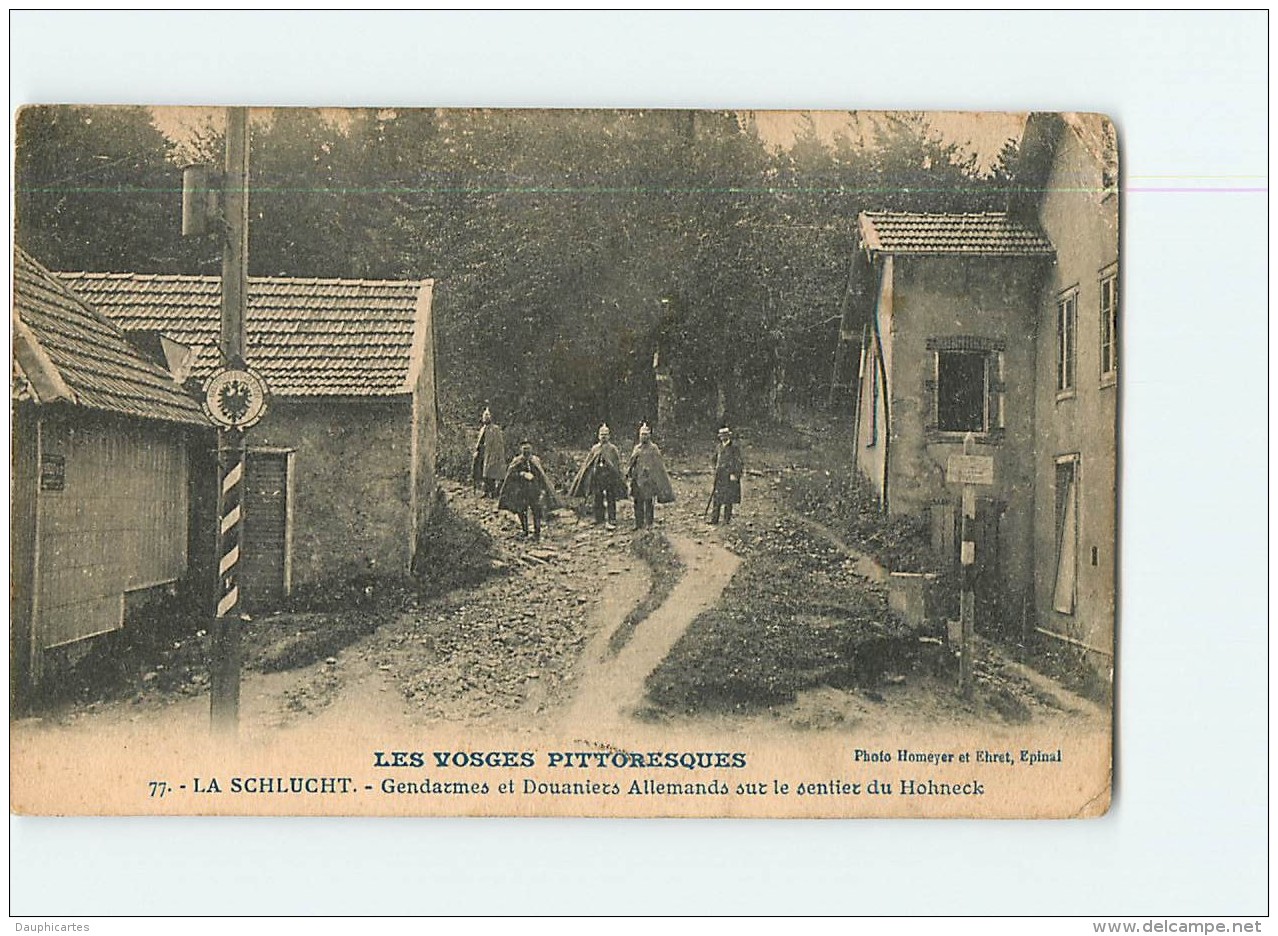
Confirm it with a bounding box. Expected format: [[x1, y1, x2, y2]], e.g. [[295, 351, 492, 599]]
[[250, 396, 415, 585]]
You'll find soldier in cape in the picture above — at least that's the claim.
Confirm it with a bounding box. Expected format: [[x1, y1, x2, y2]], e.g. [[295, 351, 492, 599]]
[[709, 425, 744, 524], [497, 439, 555, 541], [471, 407, 507, 498], [568, 423, 627, 530], [626, 422, 675, 530]]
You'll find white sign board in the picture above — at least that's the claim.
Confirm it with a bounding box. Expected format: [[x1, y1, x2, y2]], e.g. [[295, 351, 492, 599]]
[[946, 454, 994, 486]]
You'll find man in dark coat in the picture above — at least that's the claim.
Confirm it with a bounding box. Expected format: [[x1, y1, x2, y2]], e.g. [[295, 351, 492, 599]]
[[472, 407, 507, 498], [627, 422, 675, 530], [568, 423, 626, 529], [710, 425, 744, 524], [497, 440, 554, 540]]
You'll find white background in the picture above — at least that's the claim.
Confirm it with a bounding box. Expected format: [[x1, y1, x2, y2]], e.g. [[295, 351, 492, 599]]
[[7, 10, 1269, 917]]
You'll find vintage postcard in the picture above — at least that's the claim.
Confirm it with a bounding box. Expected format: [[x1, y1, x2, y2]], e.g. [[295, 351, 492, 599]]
[[9, 107, 1116, 817]]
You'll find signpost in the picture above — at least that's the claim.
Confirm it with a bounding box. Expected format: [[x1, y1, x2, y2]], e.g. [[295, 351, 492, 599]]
[[947, 433, 994, 697], [945, 454, 995, 487]]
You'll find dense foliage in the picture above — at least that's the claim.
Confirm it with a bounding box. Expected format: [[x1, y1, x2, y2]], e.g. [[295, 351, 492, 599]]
[[15, 105, 219, 273], [15, 106, 1018, 437]]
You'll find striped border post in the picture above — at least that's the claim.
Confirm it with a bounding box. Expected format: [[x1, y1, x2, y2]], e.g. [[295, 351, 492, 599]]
[[217, 451, 243, 616], [208, 107, 251, 737], [210, 429, 246, 733]]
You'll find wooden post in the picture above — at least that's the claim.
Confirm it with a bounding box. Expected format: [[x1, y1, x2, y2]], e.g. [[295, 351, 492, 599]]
[[958, 432, 977, 697], [210, 107, 251, 736], [946, 432, 993, 699]]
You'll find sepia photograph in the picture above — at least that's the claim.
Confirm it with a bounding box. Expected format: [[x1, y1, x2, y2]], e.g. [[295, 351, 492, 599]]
[[9, 105, 1118, 818]]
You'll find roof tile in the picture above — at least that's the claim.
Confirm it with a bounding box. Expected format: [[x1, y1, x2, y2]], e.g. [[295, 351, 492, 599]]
[[13, 249, 208, 426], [859, 212, 1054, 257], [56, 272, 432, 397]]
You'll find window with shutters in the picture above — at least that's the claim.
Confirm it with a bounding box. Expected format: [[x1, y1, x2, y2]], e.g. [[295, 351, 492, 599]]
[[924, 337, 1005, 441]]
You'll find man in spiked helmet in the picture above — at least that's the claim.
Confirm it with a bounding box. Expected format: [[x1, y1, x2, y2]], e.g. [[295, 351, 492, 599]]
[[569, 423, 627, 530], [626, 421, 674, 530]]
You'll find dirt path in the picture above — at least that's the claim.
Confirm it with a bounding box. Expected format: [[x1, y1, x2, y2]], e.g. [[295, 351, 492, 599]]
[[263, 465, 744, 737], [11, 437, 1108, 748], [562, 532, 739, 731]]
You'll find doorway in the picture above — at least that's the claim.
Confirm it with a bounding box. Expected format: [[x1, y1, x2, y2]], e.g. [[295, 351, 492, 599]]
[[241, 448, 293, 609]]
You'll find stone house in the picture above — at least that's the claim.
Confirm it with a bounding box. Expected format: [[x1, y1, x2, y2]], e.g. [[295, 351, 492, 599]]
[[839, 113, 1118, 674], [60, 271, 439, 608], [1018, 112, 1119, 671]]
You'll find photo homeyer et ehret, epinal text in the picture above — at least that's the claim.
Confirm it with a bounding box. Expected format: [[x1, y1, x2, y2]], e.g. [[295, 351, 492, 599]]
[[9, 107, 1115, 817]]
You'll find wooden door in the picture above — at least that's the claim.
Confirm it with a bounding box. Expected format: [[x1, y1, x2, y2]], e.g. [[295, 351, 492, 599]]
[[242, 450, 290, 609]]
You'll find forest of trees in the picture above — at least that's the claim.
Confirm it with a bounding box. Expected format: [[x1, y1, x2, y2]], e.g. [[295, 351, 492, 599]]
[[15, 105, 1022, 438]]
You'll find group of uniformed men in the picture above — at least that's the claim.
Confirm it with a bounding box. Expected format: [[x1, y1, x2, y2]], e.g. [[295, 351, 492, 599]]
[[471, 409, 743, 541]]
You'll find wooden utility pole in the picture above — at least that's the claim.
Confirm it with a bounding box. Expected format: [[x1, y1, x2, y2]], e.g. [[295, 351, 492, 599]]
[[209, 107, 251, 735]]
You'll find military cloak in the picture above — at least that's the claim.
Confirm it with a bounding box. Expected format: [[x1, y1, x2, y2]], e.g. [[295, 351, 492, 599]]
[[568, 441, 628, 501], [497, 453, 555, 515], [473, 423, 508, 483], [627, 441, 675, 504]]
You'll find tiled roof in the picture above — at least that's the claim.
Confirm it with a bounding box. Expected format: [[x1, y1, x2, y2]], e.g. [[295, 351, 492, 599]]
[[859, 212, 1055, 257], [13, 248, 207, 426], [56, 272, 434, 398]]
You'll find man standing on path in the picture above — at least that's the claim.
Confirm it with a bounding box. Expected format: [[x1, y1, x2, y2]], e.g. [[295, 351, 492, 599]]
[[710, 425, 744, 525], [568, 423, 626, 530], [627, 422, 674, 530], [472, 407, 507, 498], [498, 439, 555, 541]]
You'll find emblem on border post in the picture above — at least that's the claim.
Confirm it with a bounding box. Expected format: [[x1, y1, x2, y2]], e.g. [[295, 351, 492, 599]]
[[202, 367, 270, 429]]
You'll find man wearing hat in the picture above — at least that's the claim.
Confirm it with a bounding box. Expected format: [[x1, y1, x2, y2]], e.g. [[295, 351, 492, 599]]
[[568, 423, 626, 530], [626, 422, 675, 530], [472, 407, 507, 498], [497, 439, 554, 540], [710, 425, 744, 524]]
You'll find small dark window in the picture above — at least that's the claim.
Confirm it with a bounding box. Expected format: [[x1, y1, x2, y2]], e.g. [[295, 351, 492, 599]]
[[937, 351, 987, 432]]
